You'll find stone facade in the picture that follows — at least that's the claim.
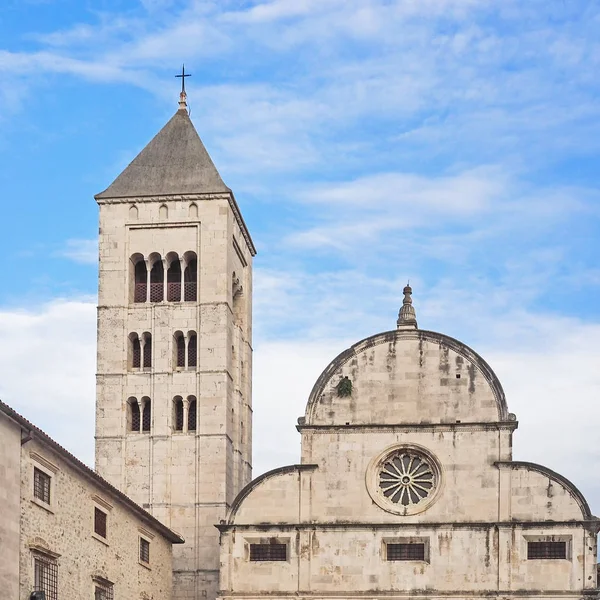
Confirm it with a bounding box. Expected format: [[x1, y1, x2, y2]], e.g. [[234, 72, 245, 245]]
[[94, 99, 255, 600], [0, 399, 182, 600], [217, 298, 599, 600]]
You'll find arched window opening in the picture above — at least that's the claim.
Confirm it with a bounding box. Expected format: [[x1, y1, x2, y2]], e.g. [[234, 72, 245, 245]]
[[130, 333, 141, 369], [188, 396, 197, 431], [175, 332, 185, 368], [129, 398, 140, 432], [129, 205, 139, 220], [174, 397, 184, 432], [188, 333, 197, 368], [189, 202, 198, 218], [184, 253, 197, 301], [149, 256, 164, 303], [142, 333, 152, 369], [159, 204, 168, 219], [133, 256, 147, 303], [142, 398, 151, 432], [166, 254, 181, 302]]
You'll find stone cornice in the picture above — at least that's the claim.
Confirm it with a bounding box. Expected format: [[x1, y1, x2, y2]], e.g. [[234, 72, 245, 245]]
[[297, 421, 519, 433]]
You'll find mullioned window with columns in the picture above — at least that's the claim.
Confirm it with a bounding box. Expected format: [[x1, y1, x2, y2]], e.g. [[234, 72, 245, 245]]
[[174, 331, 198, 370], [173, 396, 197, 433], [127, 397, 151, 433]]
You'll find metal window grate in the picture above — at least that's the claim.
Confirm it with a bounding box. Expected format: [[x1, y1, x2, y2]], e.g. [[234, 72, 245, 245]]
[[149, 282, 163, 302], [167, 282, 181, 302], [188, 335, 197, 367], [33, 468, 51, 504], [249, 543, 287, 561], [387, 543, 425, 561], [95, 583, 114, 600], [130, 401, 140, 432], [134, 283, 147, 303], [142, 401, 151, 432], [94, 507, 107, 538], [176, 336, 185, 367], [140, 538, 150, 563], [188, 398, 197, 431], [174, 398, 184, 431], [528, 541, 566, 559], [184, 281, 197, 301], [143, 337, 152, 368], [132, 337, 141, 368], [34, 555, 58, 600]]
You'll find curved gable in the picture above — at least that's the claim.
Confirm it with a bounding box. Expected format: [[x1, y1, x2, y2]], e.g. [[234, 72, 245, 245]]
[[305, 329, 509, 426]]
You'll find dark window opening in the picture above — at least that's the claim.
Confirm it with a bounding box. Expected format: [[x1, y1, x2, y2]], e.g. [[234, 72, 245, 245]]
[[33, 468, 51, 504], [132, 336, 141, 369], [150, 261, 164, 302], [188, 397, 197, 431], [34, 555, 58, 600], [387, 543, 426, 561], [142, 400, 151, 432], [176, 335, 185, 368], [188, 334, 197, 367], [167, 260, 181, 302], [94, 507, 107, 538], [143, 335, 152, 368], [95, 583, 114, 600], [140, 538, 150, 563], [134, 260, 147, 303], [184, 259, 197, 301], [528, 541, 566, 559], [130, 400, 140, 432], [174, 397, 184, 432], [249, 543, 287, 561]]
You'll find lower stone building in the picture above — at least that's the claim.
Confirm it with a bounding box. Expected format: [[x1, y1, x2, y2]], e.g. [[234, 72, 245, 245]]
[[0, 399, 184, 600], [217, 287, 599, 600]]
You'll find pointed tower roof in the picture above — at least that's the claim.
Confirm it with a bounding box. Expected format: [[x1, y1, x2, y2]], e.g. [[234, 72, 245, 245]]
[[95, 103, 229, 199], [397, 283, 418, 330]]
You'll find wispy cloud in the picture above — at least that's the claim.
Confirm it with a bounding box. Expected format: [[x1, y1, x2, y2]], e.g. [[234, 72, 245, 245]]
[[57, 239, 98, 265]]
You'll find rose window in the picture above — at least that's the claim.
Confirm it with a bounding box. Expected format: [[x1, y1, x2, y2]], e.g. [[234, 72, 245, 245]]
[[378, 451, 436, 507]]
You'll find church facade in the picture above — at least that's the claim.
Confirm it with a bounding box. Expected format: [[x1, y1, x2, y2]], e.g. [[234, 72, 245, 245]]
[[217, 287, 599, 600]]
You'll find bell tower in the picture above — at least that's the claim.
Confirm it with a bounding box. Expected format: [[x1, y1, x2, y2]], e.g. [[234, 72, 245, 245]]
[[94, 87, 255, 600]]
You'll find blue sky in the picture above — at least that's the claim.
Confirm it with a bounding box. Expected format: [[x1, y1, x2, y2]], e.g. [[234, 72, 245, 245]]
[[1, 0, 599, 512]]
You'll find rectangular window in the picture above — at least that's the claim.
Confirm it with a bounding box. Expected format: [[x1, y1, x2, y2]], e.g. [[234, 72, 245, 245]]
[[95, 582, 114, 600], [94, 507, 107, 538], [140, 537, 150, 564], [34, 555, 58, 600], [249, 543, 287, 561], [528, 541, 566, 559], [387, 543, 426, 561], [33, 468, 51, 504]]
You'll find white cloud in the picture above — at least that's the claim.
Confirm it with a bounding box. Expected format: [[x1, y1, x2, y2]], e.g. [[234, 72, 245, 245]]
[[57, 239, 98, 265]]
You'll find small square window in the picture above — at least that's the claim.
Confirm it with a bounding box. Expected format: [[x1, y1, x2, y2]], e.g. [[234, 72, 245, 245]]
[[94, 507, 107, 538], [249, 543, 287, 561], [528, 541, 566, 559], [33, 468, 51, 504], [386, 543, 426, 561], [95, 582, 114, 600], [140, 537, 150, 563]]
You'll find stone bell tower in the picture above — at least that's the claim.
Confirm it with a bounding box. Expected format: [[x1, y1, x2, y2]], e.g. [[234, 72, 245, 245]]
[[94, 86, 255, 600]]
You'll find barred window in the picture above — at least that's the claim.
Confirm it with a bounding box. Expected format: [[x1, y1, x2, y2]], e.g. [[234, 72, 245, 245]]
[[188, 396, 197, 432], [131, 334, 141, 369], [140, 538, 150, 563], [188, 333, 197, 367], [143, 334, 152, 368], [34, 555, 58, 600], [249, 543, 287, 561], [528, 541, 566, 559], [174, 397, 184, 431], [386, 543, 425, 561], [129, 398, 140, 432], [142, 398, 151, 432], [94, 507, 107, 538], [176, 333, 185, 368], [33, 468, 51, 504], [95, 581, 114, 600]]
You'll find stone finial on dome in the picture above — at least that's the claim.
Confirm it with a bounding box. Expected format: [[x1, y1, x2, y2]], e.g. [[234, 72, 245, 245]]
[[397, 283, 418, 330]]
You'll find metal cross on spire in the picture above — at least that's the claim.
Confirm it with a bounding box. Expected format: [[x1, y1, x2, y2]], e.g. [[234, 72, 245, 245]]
[[175, 64, 191, 94]]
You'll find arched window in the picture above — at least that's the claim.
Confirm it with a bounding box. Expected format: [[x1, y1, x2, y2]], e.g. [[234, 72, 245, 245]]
[[129, 205, 138, 220], [142, 398, 151, 432], [173, 396, 184, 432], [175, 332, 185, 368], [142, 332, 152, 368], [189, 202, 198, 218], [188, 396, 197, 431], [128, 397, 140, 432], [166, 253, 181, 302], [130, 333, 141, 369], [149, 254, 164, 302], [184, 252, 197, 301], [188, 332, 197, 368], [132, 255, 147, 303], [159, 204, 168, 219]]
